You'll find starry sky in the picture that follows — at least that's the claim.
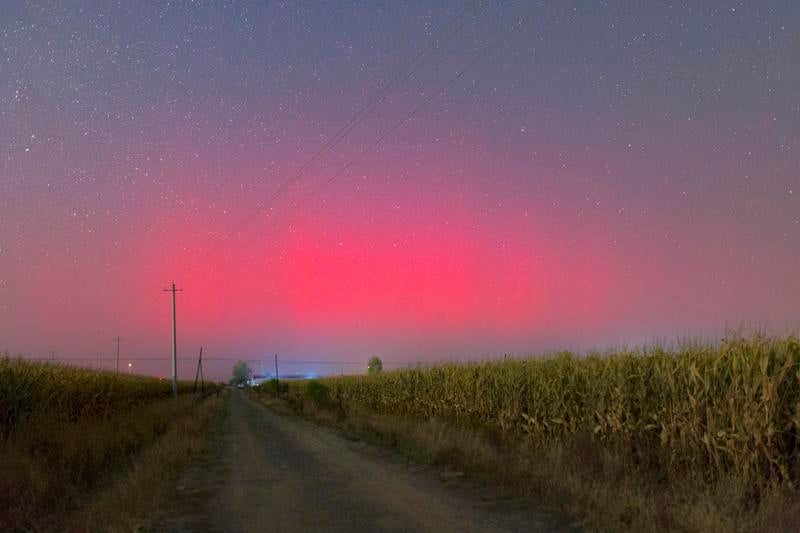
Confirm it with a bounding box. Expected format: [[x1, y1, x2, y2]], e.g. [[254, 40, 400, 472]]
[[1, 1, 798, 379]]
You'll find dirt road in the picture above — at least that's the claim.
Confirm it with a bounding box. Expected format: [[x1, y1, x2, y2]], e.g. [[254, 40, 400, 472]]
[[152, 389, 572, 532]]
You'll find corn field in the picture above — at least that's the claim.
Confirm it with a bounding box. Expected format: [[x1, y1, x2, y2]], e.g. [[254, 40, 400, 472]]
[[293, 334, 800, 488], [0, 358, 207, 436]]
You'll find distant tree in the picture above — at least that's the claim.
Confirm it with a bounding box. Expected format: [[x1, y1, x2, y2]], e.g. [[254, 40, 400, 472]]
[[230, 360, 253, 386], [367, 356, 383, 374]]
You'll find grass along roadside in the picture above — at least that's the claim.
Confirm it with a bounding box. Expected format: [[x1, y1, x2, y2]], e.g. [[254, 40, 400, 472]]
[[0, 360, 225, 531], [69, 391, 226, 532], [253, 333, 800, 532], [2, 393, 225, 531], [0, 356, 205, 436], [257, 388, 800, 532]]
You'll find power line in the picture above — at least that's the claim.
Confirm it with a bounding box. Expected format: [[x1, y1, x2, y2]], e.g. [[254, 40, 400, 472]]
[[30, 4, 549, 368], [12, 355, 441, 366], [175, 2, 482, 279], [140, 4, 483, 336], [234, 2, 548, 253], [275, 361, 439, 367]]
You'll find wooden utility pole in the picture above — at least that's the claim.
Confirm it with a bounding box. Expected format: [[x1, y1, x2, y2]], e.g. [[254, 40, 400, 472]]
[[163, 282, 183, 397], [113, 337, 123, 374], [193, 347, 204, 394], [274, 353, 280, 398]]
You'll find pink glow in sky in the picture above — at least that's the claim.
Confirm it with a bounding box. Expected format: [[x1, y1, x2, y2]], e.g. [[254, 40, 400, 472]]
[[1, 2, 799, 379]]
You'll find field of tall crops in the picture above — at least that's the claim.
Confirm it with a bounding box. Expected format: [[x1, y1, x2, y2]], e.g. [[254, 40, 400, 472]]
[[0, 357, 221, 530], [0, 357, 204, 436], [292, 334, 800, 490]]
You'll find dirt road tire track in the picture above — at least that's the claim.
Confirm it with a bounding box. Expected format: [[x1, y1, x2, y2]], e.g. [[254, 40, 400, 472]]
[[151, 389, 571, 532]]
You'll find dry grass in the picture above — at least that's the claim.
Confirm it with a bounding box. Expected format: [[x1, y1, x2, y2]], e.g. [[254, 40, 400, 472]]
[[0, 358, 224, 531], [69, 392, 226, 532], [0, 356, 214, 436], [262, 333, 800, 532], [271, 396, 800, 532]]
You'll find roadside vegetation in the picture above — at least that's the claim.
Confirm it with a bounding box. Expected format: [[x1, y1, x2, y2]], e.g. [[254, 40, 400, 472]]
[[260, 333, 800, 532], [0, 356, 224, 531], [255, 377, 289, 396], [229, 360, 253, 387]]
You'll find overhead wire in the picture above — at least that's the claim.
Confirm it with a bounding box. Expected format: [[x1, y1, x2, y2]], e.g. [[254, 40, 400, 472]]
[[175, 2, 483, 279], [142, 3, 481, 314], [18, 355, 438, 367], [122, 2, 548, 368], [235, 2, 548, 253]]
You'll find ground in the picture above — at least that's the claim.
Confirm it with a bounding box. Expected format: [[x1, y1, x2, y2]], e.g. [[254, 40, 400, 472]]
[[151, 389, 573, 532]]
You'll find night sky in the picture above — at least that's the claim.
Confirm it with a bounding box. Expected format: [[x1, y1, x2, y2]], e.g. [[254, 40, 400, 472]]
[[1, 1, 799, 379]]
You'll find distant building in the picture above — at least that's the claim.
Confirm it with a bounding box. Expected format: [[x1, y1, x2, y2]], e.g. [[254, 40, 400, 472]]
[[248, 374, 272, 387], [280, 373, 322, 381], [247, 372, 323, 387]]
